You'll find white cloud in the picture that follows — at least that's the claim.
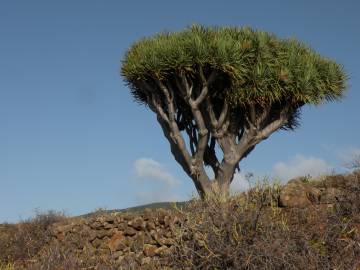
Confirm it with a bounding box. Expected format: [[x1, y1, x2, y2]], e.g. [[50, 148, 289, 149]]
[[134, 158, 180, 187], [230, 172, 251, 193], [273, 154, 332, 181], [133, 158, 183, 204]]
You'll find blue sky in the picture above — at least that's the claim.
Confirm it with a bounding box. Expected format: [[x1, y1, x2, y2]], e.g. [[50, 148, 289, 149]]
[[1, 0, 359, 222]]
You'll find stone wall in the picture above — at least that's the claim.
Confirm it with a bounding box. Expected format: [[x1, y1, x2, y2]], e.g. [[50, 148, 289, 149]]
[[45, 173, 360, 269], [50, 208, 182, 269]]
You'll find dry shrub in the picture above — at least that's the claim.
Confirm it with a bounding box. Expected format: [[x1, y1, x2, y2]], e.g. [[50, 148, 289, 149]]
[[173, 177, 360, 270], [1, 172, 359, 269], [22, 245, 143, 270], [21, 246, 102, 270], [0, 210, 66, 265], [0, 261, 15, 270], [345, 155, 360, 171]]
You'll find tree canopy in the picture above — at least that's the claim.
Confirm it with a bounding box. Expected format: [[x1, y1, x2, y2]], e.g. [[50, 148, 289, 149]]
[[121, 25, 347, 198], [122, 25, 346, 108]]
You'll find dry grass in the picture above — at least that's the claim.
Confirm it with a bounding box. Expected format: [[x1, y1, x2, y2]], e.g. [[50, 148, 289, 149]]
[[1, 172, 359, 269], [0, 261, 15, 270], [0, 210, 66, 267], [172, 172, 360, 269]]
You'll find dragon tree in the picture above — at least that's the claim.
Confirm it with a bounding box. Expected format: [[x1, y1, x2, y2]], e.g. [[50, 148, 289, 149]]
[[121, 25, 347, 199]]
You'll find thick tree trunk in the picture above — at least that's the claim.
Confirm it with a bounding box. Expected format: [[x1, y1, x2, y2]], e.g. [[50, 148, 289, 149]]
[[139, 71, 291, 201], [200, 136, 257, 199], [191, 170, 213, 200], [199, 178, 231, 200], [196, 162, 236, 199], [215, 162, 236, 194]]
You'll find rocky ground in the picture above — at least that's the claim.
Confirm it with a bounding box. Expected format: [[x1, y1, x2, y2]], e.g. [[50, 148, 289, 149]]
[[1, 170, 359, 269], [46, 208, 181, 269]]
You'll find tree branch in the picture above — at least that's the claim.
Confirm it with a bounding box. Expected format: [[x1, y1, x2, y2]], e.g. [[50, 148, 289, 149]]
[[233, 104, 290, 167], [149, 93, 170, 125], [184, 123, 196, 156], [205, 97, 218, 128], [194, 67, 217, 106], [156, 115, 192, 176], [204, 137, 220, 177], [159, 76, 211, 187], [217, 102, 229, 128], [138, 81, 171, 129], [256, 106, 290, 141], [199, 66, 217, 87], [257, 105, 271, 127], [178, 73, 209, 163], [179, 73, 193, 100], [155, 80, 176, 119], [150, 79, 193, 170], [249, 104, 256, 124]]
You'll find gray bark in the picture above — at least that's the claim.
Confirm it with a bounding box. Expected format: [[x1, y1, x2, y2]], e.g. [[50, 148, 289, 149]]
[[137, 70, 291, 199]]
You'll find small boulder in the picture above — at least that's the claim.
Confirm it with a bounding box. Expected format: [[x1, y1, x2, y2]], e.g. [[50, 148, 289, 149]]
[[104, 215, 116, 224], [146, 221, 156, 231], [155, 246, 169, 257], [320, 187, 344, 204], [111, 250, 123, 260], [143, 244, 157, 257], [141, 256, 152, 265], [90, 220, 104, 230], [157, 209, 168, 225], [128, 217, 145, 230], [53, 224, 73, 234], [124, 226, 137, 236], [92, 238, 103, 248], [95, 229, 113, 239], [159, 237, 175, 246], [107, 232, 124, 252], [130, 232, 145, 252], [279, 178, 320, 208]]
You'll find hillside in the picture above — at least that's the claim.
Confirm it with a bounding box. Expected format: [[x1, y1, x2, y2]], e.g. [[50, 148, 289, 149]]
[[80, 201, 188, 218], [1, 171, 359, 269]]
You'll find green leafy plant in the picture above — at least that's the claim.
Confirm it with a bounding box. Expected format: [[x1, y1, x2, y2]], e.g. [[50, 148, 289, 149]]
[[121, 25, 347, 199]]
